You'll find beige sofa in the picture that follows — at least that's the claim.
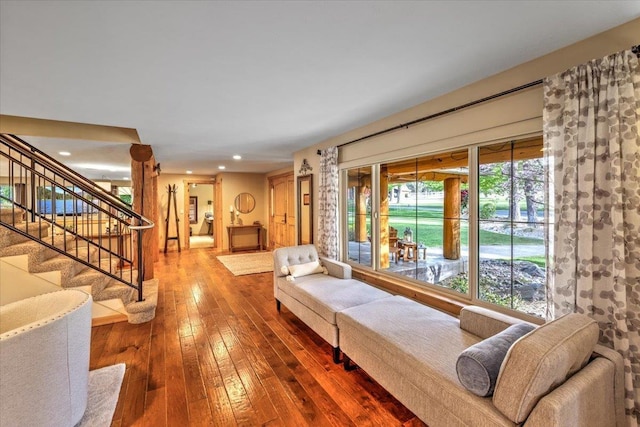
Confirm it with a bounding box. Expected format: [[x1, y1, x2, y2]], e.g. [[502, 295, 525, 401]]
[[337, 295, 625, 427]]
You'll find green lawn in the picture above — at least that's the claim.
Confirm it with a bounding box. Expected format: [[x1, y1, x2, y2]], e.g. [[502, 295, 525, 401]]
[[347, 202, 544, 247], [383, 217, 541, 247], [386, 205, 541, 246]]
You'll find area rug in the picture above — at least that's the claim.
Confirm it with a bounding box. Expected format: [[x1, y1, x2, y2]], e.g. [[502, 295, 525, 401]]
[[217, 251, 273, 275], [76, 363, 125, 427]]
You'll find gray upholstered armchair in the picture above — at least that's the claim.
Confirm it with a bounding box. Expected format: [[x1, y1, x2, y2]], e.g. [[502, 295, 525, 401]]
[[0, 289, 92, 427]]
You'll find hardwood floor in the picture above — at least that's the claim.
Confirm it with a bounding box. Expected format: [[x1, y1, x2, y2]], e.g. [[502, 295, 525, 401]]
[[91, 249, 426, 426]]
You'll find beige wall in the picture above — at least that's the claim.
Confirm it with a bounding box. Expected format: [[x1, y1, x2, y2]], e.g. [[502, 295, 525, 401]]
[[293, 18, 640, 247], [305, 19, 640, 155], [218, 172, 268, 250]]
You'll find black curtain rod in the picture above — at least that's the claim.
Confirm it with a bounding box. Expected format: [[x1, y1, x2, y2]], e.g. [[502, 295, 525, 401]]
[[337, 79, 544, 149]]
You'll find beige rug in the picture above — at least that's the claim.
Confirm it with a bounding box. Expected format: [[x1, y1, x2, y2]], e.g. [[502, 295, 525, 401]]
[[77, 363, 125, 427], [217, 251, 273, 275]]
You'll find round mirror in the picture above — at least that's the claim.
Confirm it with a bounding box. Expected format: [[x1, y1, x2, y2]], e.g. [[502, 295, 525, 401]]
[[234, 192, 255, 214]]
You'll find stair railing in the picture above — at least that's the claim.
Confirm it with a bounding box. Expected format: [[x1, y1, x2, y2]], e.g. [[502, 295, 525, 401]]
[[0, 133, 154, 302]]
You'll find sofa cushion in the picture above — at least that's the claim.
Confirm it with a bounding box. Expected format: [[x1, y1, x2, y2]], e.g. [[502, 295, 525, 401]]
[[456, 323, 536, 397], [459, 306, 527, 339], [286, 261, 324, 278], [493, 313, 599, 423], [278, 275, 392, 324]]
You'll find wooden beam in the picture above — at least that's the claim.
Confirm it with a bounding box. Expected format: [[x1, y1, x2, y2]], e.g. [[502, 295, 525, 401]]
[[0, 115, 141, 143], [385, 149, 469, 175], [388, 171, 469, 184], [385, 137, 542, 175], [478, 138, 543, 164]]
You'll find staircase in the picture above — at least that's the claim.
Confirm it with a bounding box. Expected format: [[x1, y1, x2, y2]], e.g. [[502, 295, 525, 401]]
[[0, 134, 157, 324]]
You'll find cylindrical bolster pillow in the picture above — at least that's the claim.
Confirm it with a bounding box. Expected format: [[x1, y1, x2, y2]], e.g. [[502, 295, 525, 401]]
[[456, 323, 535, 396], [287, 261, 324, 278]]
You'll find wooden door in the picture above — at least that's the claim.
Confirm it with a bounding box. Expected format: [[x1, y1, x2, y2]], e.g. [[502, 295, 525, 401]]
[[269, 172, 295, 249], [286, 173, 296, 245]]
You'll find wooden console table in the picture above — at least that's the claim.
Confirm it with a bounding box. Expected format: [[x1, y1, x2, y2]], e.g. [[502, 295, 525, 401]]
[[227, 225, 263, 252]]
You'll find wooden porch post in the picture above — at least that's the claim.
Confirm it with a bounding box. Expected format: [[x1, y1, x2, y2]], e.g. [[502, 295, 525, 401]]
[[131, 144, 158, 280], [380, 167, 390, 268], [355, 177, 369, 243], [443, 177, 461, 260]]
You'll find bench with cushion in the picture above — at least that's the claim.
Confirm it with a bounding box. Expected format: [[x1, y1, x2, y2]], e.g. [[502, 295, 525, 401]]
[[273, 244, 392, 363], [336, 295, 625, 427]]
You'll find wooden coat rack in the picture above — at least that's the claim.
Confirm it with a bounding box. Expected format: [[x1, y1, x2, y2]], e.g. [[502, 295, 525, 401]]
[[164, 184, 181, 253]]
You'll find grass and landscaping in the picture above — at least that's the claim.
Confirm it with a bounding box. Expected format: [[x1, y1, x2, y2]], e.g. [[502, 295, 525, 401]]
[[346, 197, 547, 318], [348, 203, 543, 247]]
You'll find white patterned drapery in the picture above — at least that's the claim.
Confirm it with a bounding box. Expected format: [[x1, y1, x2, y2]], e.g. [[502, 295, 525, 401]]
[[317, 146, 339, 259], [543, 48, 640, 426]]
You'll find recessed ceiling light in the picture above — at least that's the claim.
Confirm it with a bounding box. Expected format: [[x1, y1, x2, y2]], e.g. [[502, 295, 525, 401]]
[[218, 165, 226, 170], [186, 170, 193, 174], [59, 151, 71, 156], [232, 155, 242, 160]]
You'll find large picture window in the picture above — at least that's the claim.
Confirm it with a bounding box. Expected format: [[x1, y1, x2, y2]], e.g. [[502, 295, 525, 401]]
[[342, 137, 548, 319], [378, 151, 469, 295], [477, 140, 547, 317]]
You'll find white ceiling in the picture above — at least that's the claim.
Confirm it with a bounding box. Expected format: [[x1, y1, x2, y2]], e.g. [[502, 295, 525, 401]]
[[1, 1, 639, 179]]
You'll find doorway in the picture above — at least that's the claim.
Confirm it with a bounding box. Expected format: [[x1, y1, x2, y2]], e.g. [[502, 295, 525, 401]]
[[184, 181, 216, 249]]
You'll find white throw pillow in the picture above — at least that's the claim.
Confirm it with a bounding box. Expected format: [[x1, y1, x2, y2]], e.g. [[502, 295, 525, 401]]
[[287, 261, 324, 278]]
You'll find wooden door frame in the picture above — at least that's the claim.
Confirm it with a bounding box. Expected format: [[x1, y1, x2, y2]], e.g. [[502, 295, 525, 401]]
[[183, 179, 217, 250]]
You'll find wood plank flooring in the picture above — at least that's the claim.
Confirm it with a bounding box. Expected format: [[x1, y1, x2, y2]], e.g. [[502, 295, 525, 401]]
[[90, 249, 426, 426]]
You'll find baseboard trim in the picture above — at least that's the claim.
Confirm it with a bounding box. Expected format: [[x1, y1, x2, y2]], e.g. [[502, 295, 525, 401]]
[[92, 313, 128, 327]]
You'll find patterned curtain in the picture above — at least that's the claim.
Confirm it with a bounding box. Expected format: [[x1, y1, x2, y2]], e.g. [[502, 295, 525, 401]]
[[543, 48, 640, 425], [317, 146, 339, 259]]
